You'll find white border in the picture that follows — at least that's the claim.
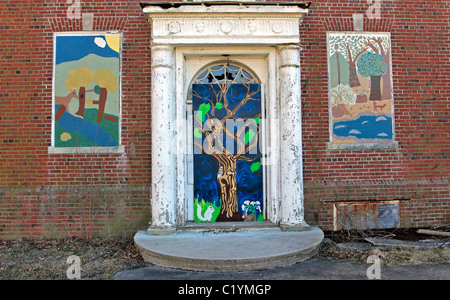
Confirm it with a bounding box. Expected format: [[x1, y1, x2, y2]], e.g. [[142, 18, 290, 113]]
[[49, 31, 124, 154]]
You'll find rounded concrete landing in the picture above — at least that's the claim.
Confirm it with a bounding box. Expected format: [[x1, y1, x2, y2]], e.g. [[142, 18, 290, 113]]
[[134, 226, 324, 272]]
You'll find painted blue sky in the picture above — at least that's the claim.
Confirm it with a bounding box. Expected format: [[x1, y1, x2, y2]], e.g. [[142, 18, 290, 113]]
[[55, 35, 119, 65]]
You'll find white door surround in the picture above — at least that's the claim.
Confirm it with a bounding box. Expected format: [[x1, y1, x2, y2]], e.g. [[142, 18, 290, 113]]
[[142, 2, 310, 234]]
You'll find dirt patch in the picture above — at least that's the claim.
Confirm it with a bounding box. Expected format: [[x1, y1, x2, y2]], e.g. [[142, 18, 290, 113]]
[[320, 226, 450, 266], [324, 227, 449, 243], [320, 239, 450, 266], [0, 234, 146, 280], [0, 227, 448, 279]]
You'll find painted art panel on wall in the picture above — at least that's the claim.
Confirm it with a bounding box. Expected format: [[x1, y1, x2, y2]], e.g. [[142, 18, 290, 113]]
[[53, 33, 121, 148], [192, 80, 263, 223], [327, 32, 394, 144]]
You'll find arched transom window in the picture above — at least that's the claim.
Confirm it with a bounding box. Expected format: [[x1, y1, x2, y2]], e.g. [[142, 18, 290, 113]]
[[193, 63, 259, 85]]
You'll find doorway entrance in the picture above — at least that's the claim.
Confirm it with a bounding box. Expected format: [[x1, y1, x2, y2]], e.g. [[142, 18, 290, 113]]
[[137, 1, 323, 273], [142, 2, 311, 234], [192, 64, 264, 222]]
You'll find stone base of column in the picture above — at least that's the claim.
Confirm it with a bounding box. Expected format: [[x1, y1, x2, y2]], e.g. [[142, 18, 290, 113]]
[[280, 223, 310, 232], [147, 226, 177, 236]]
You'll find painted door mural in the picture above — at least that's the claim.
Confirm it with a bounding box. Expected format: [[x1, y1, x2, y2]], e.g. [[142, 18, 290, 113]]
[[192, 64, 263, 222], [53, 33, 121, 148], [327, 32, 394, 144]]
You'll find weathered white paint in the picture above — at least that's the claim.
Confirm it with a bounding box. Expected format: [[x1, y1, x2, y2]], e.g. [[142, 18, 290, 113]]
[[143, 4, 307, 46], [142, 3, 309, 233], [278, 44, 309, 231], [148, 44, 177, 235]]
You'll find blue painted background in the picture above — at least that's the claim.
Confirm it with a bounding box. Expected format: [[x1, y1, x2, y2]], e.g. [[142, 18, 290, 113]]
[[333, 115, 393, 140], [193, 84, 263, 221]]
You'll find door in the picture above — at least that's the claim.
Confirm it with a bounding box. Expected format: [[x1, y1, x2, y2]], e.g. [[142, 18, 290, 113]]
[[192, 65, 263, 222]]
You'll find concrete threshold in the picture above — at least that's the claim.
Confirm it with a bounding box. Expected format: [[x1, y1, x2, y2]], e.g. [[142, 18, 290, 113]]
[[134, 226, 324, 272], [179, 220, 278, 231]]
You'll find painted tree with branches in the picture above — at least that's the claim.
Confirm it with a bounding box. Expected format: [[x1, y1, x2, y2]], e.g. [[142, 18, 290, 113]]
[[330, 83, 356, 118], [64, 66, 94, 117], [365, 36, 392, 100], [357, 52, 388, 101], [329, 34, 368, 88], [193, 82, 262, 221]]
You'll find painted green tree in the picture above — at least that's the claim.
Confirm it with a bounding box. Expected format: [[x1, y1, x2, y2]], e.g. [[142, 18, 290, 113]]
[[356, 52, 388, 101], [329, 34, 368, 88], [365, 37, 392, 100]]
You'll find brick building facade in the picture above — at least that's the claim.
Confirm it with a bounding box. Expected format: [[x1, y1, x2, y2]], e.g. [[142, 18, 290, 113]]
[[0, 0, 448, 239]]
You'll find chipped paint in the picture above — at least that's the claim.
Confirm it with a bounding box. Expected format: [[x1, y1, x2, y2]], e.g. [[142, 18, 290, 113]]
[[278, 44, 309, 230]]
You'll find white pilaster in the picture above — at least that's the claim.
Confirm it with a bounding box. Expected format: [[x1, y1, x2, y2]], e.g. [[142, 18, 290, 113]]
[[277, 44, 310, 231], [148, 44, 177, 235]]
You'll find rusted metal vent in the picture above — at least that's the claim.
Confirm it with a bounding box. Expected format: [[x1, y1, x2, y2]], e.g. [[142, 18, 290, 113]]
[[334, 201, 400, 231]]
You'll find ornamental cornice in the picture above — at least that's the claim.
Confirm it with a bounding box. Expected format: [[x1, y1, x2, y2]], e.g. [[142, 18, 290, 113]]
[[142, 4, 308, 45]]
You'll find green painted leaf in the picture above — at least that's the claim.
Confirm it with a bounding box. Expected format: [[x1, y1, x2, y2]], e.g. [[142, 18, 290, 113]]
[[194, 127, 202, 138], [216, 102, 223, 109], [250, 162, 261, 173], [244, 129, 256, 145], [197, 103, 211, 122]]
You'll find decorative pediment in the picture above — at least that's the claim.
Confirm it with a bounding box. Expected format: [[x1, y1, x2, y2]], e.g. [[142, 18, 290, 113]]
[[141, 1, 309, 45]]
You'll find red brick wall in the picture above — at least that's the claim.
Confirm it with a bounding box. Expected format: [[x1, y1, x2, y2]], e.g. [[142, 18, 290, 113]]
[[0, 0, 448, 238], [0, 1, 153, 238], [300, 0, 449, 230]]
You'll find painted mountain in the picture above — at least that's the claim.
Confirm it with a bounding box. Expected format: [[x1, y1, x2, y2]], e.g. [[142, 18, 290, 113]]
[[53, 34, 121, 148]]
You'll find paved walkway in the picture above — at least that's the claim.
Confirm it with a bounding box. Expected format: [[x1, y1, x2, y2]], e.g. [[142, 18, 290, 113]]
[[114, 257, 449, 280]]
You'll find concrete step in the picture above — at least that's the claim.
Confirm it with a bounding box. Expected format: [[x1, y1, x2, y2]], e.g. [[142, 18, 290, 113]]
[[134, 226, 324, 272]]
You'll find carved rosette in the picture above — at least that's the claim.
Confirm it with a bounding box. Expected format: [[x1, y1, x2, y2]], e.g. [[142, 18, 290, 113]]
[[144, 5, 308, 45], [220, 21, 233, 34], [168, 21, 181, 34]]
